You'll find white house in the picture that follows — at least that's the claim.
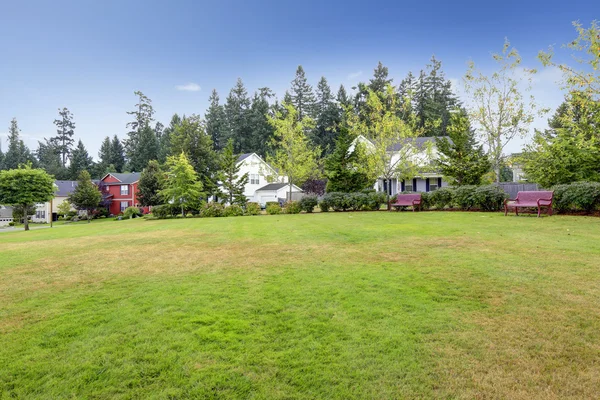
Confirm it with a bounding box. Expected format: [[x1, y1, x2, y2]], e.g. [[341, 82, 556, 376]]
[[351, 135, 450, 196], [231, 153, 303, 206], [0, 206, 13, 227], [32, 180, 78, 223]]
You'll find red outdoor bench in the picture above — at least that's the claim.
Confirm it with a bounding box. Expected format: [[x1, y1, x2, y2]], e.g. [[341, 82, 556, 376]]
[[504, 191, 554, 217], [391, 194, 422, 211]]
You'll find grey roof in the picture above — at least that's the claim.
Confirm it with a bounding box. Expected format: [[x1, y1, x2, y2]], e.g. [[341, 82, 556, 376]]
[[388, 136, 449, 152], [104, 172, 141, 184], [54, 180, 78, 197], [237, 153, 253, 163], [256, 183, 289, 191], [0, 206, 13, 218]]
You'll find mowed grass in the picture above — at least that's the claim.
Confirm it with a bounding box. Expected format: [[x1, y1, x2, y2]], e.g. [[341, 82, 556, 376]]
[[1, 212, 599, 399]]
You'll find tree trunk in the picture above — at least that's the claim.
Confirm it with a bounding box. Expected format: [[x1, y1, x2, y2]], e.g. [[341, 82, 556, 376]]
[[181, 205, 185, 217], [289, 182, 293, 202], [23, 206, 29, 231]]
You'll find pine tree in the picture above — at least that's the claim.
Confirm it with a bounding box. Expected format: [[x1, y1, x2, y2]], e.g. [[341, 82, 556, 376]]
[[159, 114, 182, 163], [248, 87, 275, 156], [69, 140, 94, 179], [124, 91, 155, 171], [290, 65, 316, 120], [51, 107, 76, 167], [324, 126, 371, 192], [0, 143, 4, 170], [423, 56, 458, 136], [217, 139, 249, 205], [110, 135, 126, 173], [369, 61, 393, 93], [98, 136, 112, 170], [68, 170, 101, 223], [225, 78, 251, 153], [137, 160, 164, 207], [4, 118, 35, 170], [314, 77, 340, 155], [169, 114, 219, 196], [435, 110, 491, 185], [337, 85, 351, 109], [36, 139, 67, 179], [205, 89, 228, 151]]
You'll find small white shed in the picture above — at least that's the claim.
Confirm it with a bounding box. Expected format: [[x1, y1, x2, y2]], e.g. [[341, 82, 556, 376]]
[[254, 183, 303, 206]]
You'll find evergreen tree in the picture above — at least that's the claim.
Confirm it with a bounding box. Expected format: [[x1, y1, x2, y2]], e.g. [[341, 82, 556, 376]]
[[68, 170, 101, 223], [159, 114, 182, 163], [36, 139, 67, 179], [435, 110, 491, 185], [205, 89, 228, 151], [4, 118, 35, 170], [160, 153, 204, 217], [124, 91, 155, 171], [98, 136, 112, 170], [314, 77, 340, 155], [0, 143, 4, 170], [110, 135, 126, 173], [217, 139, 249, 205], [369, 61, 393, 93], [324, 126, 371, 192], [248, 87, 275, 156], [51, 107, 76, 167], [337, 84, 351, 109], [169, 114, 219, 196], [137, 160, 164, 207], [224, 78, 251, 153], [69, 140, 94, 179], [290, 65, 316, 120]]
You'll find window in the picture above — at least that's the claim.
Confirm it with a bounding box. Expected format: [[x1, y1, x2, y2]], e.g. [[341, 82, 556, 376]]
[[120, 201, 129, 212], [35, 211, 45, 219], [120, 185, 129, 195], [429, 178, 438, 192], [250, 174, 260, 185], [404, 180, 413, 192]]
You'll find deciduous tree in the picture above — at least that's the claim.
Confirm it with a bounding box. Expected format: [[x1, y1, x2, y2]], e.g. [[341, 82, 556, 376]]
[[160, 153, 204, 217]]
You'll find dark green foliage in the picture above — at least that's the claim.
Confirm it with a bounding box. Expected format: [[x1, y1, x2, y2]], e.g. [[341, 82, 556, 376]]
[[4, 118, 36, 170], [470, 185, 507, 211], [225, 78, 252, 153], [436, 110, 491, 185], [299, 195, 318, 213], [223, 204, 244, 217], [552, 182, 600, 213], [69, 140, 94, 179], [266, 203, 282, 215], [283, 201, 302, 214], [137, 160, 164, 207], [150, 204, 175, 219], [320, 191, 387, 212], [124, 91, 157, 172], [290, 65, 316, 120], [159, 114, 182, 163], [313, 77, 340, 155], [325, 127, 372, 193], [110, 135, 126, 173], [218, 139, 249, 206], [36, 139, 68, 179], [123, 206, 142, 219], [51, 107, 76, 167], [68, 170, 102, 222], [500, 164, 514, 182], [318, 198, 331, 212], [429, 188, 454, 209], [364, 191, 387, 211], [200, 202, 224, 218], [419, 192, 432, 210], [453, 185, 478, 210], [206, 90, 228, 151], [247, 88, 275, 156], [244, 202, 261, 216]]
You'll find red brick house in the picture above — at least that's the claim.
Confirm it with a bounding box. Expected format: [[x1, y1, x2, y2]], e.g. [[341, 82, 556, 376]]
[[100, 173, 148, 215]]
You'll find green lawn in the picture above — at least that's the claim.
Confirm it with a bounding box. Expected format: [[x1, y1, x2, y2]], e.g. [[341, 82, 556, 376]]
[[1, 212, 599, 399]]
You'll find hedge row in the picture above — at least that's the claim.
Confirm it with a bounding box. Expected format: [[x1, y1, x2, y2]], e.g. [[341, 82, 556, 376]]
[[150, 202, 262, 219], [552, 182, 600, 213], [318, 191, 388, 212]]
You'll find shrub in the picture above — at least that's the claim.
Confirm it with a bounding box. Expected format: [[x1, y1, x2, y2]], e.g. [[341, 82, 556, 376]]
[[299, 195, 318, 213], [185, 212, 194, 218], [66, 210, 77, 218], [364, 191, 387, 211], [8, 221, 15, 226], [471, 185, 507, 211], [283, 200, 302, 214], [418, 192, 431, 210], [223, 204, 244, 217], [245, 202, 261, 216], [123, 206, 142, 219], [266, 203, 282, 215], [324, 192, 350, 211], [151, 204, 172, 219], [553, 182, 600, 213], [318, 198, 331, 212], [453, 185, 478, 210], [200, 202, 224, 218], [429, 188, 454, 209]]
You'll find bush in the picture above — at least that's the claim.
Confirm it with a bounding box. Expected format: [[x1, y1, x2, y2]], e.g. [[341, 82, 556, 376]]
[[8, 221, 15, 226], [429, 188, 454, 209], [299, 195, 318, 213], [245, 202, 261, 216], [553, 182, 600, 213], [283, 201, 302, 214], [266, 203, 282, 215], [471, 185, 507, 211], [419, 192, 432, 210], [364, 191, 387, 211], [123, 206, 142, 219], [223, 204, 244, 217], [151, 204, 173, 219], [318, 198, 331, 212], [185, 212, 194, 218], [200, 202, 224, 218], [453, 185, 478, 210], [66, 210, 77, 218]]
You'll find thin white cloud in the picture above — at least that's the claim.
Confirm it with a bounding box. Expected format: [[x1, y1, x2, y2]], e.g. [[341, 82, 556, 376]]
[[176, 82, 201, 92], [347, 71, 363, 80]]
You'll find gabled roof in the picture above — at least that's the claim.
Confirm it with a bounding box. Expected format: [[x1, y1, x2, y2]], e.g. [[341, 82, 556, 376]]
[[0, 206, 13, 218], [256, 183, 302, 192], [237, 153, 253, 162], [101, 172, 141, 184], [54, 180, 78, 197]]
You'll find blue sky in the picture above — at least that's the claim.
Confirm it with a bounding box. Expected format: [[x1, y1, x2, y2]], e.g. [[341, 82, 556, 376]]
[[0, 0, 598, 159]]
